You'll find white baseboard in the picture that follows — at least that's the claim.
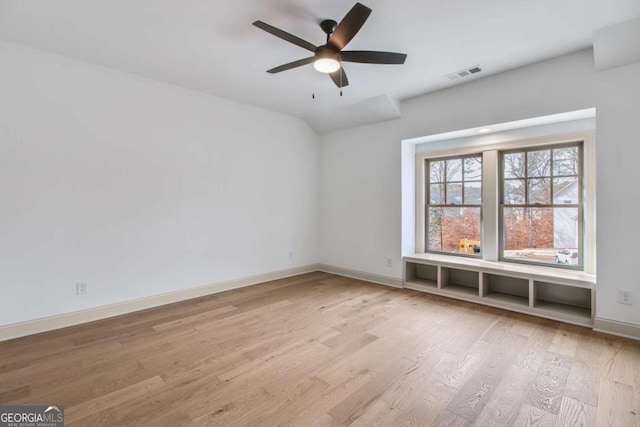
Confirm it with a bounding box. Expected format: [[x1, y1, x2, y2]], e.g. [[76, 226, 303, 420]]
[[0, 264, 320, 342], [594, 317, 640, 341], [318, 264, 403, 288]]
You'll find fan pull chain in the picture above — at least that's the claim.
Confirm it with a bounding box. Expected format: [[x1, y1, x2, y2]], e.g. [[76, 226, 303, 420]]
[[312, 93, 315, 99], [340, 90, 343, 97]]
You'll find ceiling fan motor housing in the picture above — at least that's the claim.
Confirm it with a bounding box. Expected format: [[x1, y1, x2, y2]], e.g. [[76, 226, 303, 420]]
[[315, 45, 340, 61], [320, 19, 338, 36]]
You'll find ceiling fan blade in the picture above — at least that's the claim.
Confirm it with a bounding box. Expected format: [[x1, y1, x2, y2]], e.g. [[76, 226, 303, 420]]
[[329, 67, 349, 88], [253, 21, 317, 52], [340, 50, 407, 64], [328, 3, 372, 50], [267, 57, 315, 74]]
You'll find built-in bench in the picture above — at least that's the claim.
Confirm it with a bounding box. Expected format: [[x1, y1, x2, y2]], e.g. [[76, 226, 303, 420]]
[[403, 253, 596, 327]]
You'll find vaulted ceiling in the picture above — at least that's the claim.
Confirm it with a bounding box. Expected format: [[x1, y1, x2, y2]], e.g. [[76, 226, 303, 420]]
[[1, 0, 639, 133]]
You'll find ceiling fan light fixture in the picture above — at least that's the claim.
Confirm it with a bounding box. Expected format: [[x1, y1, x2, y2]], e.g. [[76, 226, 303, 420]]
[[313, 57, 340, 73], [254, 3, 406, 87]]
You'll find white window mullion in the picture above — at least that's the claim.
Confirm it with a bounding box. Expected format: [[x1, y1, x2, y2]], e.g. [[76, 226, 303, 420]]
[[482, 150, 499, 261]]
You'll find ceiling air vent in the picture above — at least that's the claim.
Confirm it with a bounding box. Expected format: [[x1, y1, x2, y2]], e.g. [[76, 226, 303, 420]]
[[445, 65, 482, 81]]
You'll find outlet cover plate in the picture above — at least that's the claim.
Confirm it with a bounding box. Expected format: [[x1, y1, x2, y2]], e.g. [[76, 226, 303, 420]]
[[76, 282, 88, 295], [619, 290, 633, 305]]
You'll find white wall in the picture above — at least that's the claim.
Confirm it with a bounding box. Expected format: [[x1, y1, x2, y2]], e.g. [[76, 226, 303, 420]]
[[319, 119, 404, 278], [320, 49, 640, 327], [0, 41, 319, 326]]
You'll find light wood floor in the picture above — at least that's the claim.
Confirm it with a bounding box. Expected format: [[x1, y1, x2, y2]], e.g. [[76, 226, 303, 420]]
[[1, 272, 639, 426]]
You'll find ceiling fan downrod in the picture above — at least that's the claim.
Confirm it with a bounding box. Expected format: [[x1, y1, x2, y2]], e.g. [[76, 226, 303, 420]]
[[320, 19, 337, 42]]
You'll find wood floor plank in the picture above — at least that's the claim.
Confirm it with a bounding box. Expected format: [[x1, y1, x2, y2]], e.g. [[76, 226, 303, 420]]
[[314, 337, 401, 386], [0, 385, 30, 404], [183, 382, 273, 422], [436, 305, 504, 355], [595, 379, 637, 427], [556, 396, 597, 427], [0, 340, 124, 391], [0, 272, 638, 426], [525, 352, 572, 415], [446, 333, 526, 422], [474, 364, 535, 426], [68, 390, 193, 427], [504, 311, 540, 338], [286, 370, 377, 426], [601, 341, 640, 388], [514, 321, 558, 372], [513, 403, 556, 427], [378, 351, 446, 409], [312, 413, 344, 427], [436, 339, 494, 390], [335, 398, 400, 427], [65, 375, 166, 423], [385, 380, 458, 427], [222, 334, 329, 378], [480, 318, 516, 344], [565, 359, 600, 407], [216, 376, 329, 427], [433, 410, 472, 426], [549, 324, 584, 359], [152, 304, 238, 331], [326, 356, 418, 425]]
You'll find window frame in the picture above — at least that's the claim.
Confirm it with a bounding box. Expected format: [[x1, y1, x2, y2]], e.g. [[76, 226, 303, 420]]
[[415, 130, 595, 273], [424, 153, 483, 257], [498, 142, 584, 269]]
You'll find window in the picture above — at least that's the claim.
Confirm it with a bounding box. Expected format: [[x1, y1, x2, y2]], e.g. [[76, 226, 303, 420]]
[[415, 130, 594, 272], [501, 144, 582, 267], [426, 155, 482, 255]]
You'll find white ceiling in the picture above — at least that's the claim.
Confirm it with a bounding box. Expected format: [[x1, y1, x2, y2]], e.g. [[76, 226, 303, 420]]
[[1, 1, 639, 134]]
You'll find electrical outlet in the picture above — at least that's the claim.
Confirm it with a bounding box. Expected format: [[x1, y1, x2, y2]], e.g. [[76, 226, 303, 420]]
[[386, 258, 392, 267], [619, 290, 633, 306], [76, 282, 88, 295]]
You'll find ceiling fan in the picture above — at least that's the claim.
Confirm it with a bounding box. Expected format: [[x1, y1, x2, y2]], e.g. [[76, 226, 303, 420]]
[[253, 2, 407, 88]]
